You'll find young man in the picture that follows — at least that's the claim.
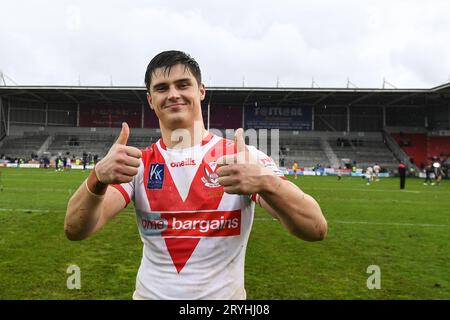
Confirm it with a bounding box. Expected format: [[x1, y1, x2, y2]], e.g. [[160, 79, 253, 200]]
[[64, 50, 327, 300]]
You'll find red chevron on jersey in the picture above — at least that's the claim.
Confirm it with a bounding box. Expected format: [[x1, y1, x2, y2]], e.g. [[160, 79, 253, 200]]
[[165, 238, 200, 274], [138, 137, 238, 273]]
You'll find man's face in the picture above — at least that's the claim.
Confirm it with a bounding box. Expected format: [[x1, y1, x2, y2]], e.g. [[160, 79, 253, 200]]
[[147, 64, 205, 130]]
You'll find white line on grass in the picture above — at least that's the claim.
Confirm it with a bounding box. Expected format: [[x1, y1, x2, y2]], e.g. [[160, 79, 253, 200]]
[[2, 208, 448, 228], [306, 187, 421, 194], [0, 208, 50, 213], [3, 187, 73, 193], [332, 220, 450, 228], [254, 217, 450, 228]]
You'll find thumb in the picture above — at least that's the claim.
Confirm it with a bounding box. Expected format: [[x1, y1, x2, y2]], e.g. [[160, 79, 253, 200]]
[[234, 128, 246, 153], [116, 122, 129, 145]]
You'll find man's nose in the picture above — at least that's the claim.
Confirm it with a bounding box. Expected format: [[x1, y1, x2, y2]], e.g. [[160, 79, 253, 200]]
[[167, 85, 180, 100]]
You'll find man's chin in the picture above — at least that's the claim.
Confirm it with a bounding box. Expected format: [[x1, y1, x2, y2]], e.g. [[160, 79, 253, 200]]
[[164, 116, 191, 129]]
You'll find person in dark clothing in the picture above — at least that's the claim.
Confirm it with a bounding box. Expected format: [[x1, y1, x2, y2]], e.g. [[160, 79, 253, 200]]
[[398, 161, 407, 189], [82, 152, 88, 170], [424, 163, 433, 185]]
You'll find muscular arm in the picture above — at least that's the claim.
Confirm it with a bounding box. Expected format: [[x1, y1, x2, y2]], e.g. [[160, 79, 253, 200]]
[[218, 163, 327, 242], [257, 176, 327, 241], [64, 122, 141, 241], [217, 128, 327, 242], [64, 176, 126, 241]]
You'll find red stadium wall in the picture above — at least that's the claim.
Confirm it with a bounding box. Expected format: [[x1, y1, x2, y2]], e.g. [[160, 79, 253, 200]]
[[201, 105, 242, 129], [392, 133, 450, 167], [391, 133, 427, 167], [78, 104, 241, 129], [427, 136, 450, 158], [79, 104, 141, 128], [143, 106, 160, 128]]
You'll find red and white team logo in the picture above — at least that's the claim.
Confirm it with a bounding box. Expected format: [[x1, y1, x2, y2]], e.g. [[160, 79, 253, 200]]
[[201, 161, 220, 188]]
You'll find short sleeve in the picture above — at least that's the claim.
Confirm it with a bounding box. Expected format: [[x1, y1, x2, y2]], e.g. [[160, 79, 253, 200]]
[[247, 146, 286, 203], [111, 182, 134, 207], [247, 145, 285, 178], [110, 161, 143, 207]]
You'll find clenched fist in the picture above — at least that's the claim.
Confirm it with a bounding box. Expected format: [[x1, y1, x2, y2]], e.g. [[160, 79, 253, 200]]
[[216, 128, 274, 195], [94, 122, 142, 184]]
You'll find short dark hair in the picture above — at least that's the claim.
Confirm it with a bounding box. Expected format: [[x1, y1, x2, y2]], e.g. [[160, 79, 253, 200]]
[[144, 50, 202, 91]]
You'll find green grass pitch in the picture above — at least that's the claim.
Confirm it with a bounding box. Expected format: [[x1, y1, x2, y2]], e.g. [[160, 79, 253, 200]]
[[0, 168, 449, 299]]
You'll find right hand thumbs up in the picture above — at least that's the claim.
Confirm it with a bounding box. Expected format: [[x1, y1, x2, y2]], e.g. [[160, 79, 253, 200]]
[[94, 122, 142, 184]]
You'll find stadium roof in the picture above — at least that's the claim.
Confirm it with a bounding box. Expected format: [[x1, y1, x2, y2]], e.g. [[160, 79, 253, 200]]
[[1, 83, 449, 108]]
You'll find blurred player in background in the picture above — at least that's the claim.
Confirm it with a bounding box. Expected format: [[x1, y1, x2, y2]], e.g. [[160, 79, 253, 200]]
[[365, 166, 374, 185], [292, 161, 299, 179], [398, 161, 407, 189], [337, 167, 342, 180], [373, 163, 381, 181], [423, 163, 433, 186], [433, 160, 443, 186]]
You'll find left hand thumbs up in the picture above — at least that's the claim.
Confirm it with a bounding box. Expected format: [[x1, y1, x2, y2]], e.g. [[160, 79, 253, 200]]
[[217, 128, 256, 166]]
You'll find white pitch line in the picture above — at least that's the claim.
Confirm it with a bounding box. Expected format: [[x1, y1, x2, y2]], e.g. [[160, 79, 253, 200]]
[[332, 220, 450, 228], [306, 187, 421, 194], [2, 187, 73, 193], [253, 217, 450, 228], [0, 208, 50, 213], [1, 209, 448, 228]]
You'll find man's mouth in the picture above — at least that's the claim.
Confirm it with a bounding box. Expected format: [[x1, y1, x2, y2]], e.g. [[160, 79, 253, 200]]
[[164, 103, 186, 109]]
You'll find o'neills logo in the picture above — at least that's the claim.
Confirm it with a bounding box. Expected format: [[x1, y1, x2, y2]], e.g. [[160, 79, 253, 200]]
[[138, 210, 241, 237], [170, 158, 196, 167]]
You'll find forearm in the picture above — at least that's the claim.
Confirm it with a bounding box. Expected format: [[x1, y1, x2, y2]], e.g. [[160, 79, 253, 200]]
[[258, 175, 327, 241], [64, 172, 107, 241]]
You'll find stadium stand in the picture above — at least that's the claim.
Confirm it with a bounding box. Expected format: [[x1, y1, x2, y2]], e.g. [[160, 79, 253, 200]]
[[47, 134, 115, 158], [1, 82, 449, 176], [427, 136, 450, 159], [279, 133, 331, 168], [330, 136, 398, 171], [391, 132, 450, 169], [0, 134, 48, 160], [391, 132, 428, 168]]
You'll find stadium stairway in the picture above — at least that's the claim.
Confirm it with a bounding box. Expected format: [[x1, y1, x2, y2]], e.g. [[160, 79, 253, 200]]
[[320, 138, 340, 168], [36, 135, 54, 157]]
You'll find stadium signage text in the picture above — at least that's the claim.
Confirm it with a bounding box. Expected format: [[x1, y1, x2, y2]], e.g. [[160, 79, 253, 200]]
[[245, 105, 312, 130]]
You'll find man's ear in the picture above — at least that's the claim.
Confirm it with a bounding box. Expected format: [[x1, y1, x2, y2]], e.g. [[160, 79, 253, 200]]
[[199, 83, 206, 101], [147, 92, 154, 110]]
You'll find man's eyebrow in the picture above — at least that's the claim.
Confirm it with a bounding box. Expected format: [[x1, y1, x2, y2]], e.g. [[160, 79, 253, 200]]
[[151, 78, 193, 89]]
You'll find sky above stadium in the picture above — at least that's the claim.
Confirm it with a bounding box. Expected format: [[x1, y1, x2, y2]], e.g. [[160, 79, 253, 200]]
[[1, 0, 450, 89]]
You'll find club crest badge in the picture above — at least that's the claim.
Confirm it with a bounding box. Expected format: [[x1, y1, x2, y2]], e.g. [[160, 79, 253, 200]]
[[201, 161, 221, 188]]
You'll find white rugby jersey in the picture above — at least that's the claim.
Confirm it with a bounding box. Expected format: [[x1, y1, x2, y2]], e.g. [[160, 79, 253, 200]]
[[112, 133, 284, 300]]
